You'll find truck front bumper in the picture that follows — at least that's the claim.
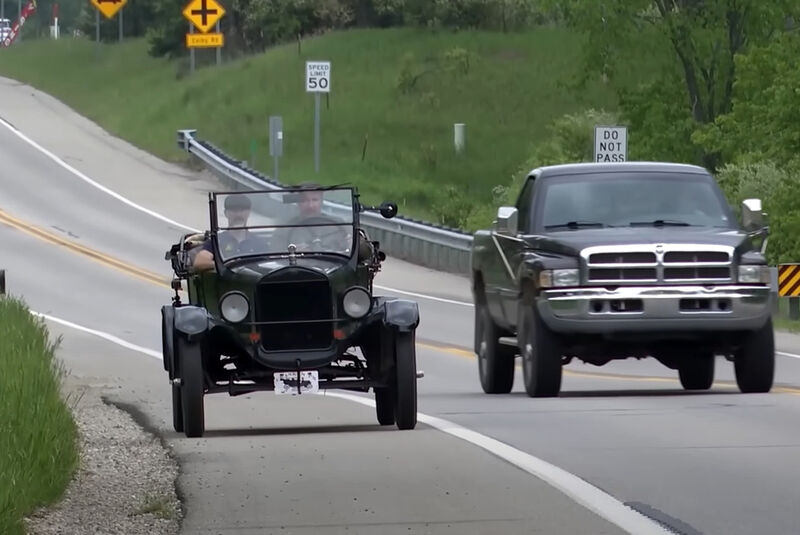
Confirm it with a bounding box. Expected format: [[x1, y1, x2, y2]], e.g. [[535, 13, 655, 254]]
[[538, 284, 772, 334]]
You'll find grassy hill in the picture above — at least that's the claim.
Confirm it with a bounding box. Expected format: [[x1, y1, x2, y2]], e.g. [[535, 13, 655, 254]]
[[0, 27, 658, 228]]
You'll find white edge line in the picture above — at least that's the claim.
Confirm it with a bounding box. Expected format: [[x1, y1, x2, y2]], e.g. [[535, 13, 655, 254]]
[[0, 116, 199, 234], [777, 351, 800, 360], [32, 309, 670, 535], [0, 115, 474, 308], [30, 310, 163, 360]]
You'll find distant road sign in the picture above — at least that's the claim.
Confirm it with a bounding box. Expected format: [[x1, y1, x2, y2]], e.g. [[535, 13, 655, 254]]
[[186, 32, 223, 48], [594, 125, 627, 163], [91, 0, 126, 19], [182, 0, 225, 33], [778, 264, 800, 297], [306, 61, 331, 93]]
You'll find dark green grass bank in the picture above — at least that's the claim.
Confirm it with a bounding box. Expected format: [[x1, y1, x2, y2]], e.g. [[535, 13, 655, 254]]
[[0, 295, 79, 534], [0, 27, 661, 228]]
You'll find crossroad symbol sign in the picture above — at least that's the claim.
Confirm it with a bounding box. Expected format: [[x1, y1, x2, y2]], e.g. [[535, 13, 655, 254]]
[[778, 264, 800, 297], [306, 61, 331, 93], [91, 0, 127, 19], [182, 0, 225, 34]]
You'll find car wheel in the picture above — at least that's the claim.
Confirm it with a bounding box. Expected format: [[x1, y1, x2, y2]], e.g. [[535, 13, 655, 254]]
[[475, 303, 515, 394], [678, 354, 715, 390], [518, 304, 562, 398], [393, 330, 417, 430], [172, 383, 184, 433], [178, 335, 205, 437], [734, 318, 775, 393], [374, 387, 395, 426]]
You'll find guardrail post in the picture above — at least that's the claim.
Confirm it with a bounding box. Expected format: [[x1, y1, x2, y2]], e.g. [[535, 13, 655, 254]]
[[791, 297, 800, 321], [177, 129, 197, 152]]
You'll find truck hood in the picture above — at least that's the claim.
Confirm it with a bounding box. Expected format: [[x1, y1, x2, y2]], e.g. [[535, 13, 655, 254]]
[[522, 227, 752, 257]]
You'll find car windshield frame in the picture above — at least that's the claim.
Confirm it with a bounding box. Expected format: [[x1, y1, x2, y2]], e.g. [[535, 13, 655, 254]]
[[529, 170, 738, 234], [208, 186, 358, 263]]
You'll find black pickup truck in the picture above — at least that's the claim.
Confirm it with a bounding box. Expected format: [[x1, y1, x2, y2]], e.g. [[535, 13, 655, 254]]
[[471, 162, 774, 397]]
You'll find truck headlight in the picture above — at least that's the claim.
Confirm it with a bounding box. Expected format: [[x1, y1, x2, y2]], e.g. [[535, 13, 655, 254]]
[[738, 265, 771, 284], [539, 269, 580, 288], [220, 291, 249, 323], [343, 287, 371, 318]]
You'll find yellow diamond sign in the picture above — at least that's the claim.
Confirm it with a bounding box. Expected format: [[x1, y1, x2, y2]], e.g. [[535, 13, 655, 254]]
[[91, 0, 127, 19], [183, 0, 225, 34]]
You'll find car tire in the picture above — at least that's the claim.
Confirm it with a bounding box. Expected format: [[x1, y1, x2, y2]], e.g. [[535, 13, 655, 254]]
[[172, 383, 184, 433], [475, 303, 515, 394], [393, 330, 417, 430], [178, 335, 205, 437], [375, 387, 395, 425], [678, 354, 715, 390], [518, 304, 562, 398], [734, 318, 775, 393]]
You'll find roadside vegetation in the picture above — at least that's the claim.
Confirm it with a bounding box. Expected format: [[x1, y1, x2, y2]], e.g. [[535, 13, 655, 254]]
[[0, 295, 79, 535]]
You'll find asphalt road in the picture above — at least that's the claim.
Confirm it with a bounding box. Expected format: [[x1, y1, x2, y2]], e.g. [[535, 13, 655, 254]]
[[3, 76, 800, 535]]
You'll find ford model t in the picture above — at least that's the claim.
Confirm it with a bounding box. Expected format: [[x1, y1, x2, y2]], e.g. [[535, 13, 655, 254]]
[[161, 184, 421, 437]]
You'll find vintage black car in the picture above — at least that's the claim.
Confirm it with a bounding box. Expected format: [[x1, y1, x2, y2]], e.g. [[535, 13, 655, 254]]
[[161, 185, 421, 437]]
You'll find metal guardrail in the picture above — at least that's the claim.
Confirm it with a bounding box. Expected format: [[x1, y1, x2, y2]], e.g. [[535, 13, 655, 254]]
[[177, 129, 474, 275]]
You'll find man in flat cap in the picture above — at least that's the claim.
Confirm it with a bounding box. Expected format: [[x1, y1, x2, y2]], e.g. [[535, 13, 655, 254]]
[[193, 194, 257, 272]]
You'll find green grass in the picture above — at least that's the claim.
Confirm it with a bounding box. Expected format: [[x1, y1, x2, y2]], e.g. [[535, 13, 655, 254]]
[[0, 296, 79, 535], [0, 27, 664, 228]]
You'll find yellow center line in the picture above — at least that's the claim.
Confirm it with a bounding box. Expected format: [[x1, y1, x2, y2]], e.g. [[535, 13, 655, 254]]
[[3, 208, 800, 396]]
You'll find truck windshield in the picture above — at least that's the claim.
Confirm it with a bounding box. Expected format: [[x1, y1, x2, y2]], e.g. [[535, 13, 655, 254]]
[[534, 171, 735, 232]]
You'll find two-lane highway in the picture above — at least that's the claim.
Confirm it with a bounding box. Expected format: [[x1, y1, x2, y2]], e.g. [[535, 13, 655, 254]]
[[3, 76, 800, 534]]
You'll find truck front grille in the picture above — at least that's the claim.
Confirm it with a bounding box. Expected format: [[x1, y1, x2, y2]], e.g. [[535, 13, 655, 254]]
[[584, 245, 733, 285]]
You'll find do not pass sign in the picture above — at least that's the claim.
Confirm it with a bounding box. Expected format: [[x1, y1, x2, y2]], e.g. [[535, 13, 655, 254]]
[[594, 126, 627, 163]]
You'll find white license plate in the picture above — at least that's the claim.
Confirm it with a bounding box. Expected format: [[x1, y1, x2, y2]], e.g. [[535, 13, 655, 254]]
[[274, 370, 319, 395]]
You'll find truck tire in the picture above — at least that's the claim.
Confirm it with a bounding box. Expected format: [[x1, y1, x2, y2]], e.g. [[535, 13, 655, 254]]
[[517, 304, 562, 397], [678, 354, 715, 390], [734, 318, 775, 393], [475, 303, 515, 394]]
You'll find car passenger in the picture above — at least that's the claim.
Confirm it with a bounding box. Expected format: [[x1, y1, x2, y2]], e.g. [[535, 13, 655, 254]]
[[193, 194, 258, 271]]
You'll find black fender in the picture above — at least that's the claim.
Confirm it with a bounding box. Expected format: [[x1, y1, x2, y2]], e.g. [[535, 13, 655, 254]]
[[374, 297, 420, 332], [161, 305, 175, 374]]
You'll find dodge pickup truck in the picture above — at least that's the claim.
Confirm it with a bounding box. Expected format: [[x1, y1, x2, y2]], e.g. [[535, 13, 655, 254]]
[[471, 162, 774, 397]]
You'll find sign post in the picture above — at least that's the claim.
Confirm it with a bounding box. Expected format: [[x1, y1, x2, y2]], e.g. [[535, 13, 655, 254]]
[[182, 0, 225, 74], [269, 116, 283, 182], [593, 125, 627, 163], [90, 0, 127, 45], [305, 61, 330, 174]]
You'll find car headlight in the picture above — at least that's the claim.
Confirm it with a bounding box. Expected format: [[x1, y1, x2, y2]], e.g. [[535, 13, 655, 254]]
[[220, 291, 249, 323], [738, 265, 771, 284], [539, 268, 580, 288], [343, 287, 371, 318]]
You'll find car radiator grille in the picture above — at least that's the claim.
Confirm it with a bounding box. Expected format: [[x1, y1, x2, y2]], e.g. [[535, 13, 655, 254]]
[[255, 271, 333, 351], [584, 246, 733, 285]]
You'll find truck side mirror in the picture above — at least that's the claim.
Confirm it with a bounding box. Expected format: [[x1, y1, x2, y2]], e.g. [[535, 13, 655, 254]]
[[741, 198, 765, 232], [494, 206, 518, 236]]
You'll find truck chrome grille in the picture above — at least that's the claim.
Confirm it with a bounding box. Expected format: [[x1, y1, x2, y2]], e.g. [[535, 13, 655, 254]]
[[582, 245, 733, 285]]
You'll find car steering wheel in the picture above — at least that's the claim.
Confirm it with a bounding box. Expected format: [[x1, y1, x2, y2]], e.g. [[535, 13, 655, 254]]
[[286, 216, 346, 250]]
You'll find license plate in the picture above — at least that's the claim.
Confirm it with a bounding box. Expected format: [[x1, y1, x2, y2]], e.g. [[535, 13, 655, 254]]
[[274, 370, 319, 395]]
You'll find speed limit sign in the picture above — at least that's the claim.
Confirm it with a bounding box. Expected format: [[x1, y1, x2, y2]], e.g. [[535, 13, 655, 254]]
[[306, 61, 331, 93]]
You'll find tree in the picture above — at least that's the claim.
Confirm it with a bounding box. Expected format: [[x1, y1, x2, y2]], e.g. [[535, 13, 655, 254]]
[[552, 0, 799, 169]]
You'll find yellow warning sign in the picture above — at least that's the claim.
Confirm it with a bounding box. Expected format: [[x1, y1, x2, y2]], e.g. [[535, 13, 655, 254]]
[[778, 264, 800, 297], [91, 0, 127, 19], [186, 32, 224, 48]]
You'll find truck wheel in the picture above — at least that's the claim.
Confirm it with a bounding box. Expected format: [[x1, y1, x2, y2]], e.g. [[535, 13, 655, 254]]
[[517, 304, 562, 398], [475, 303, 515, 394], [393, 330, 418, 430], [678, 354, 715, 390], [177, 335, 206, 437], [734, 318, 775, 393]]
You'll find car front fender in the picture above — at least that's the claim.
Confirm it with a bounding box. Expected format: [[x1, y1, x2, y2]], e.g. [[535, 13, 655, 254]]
[[375, 297, 420, 332]]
